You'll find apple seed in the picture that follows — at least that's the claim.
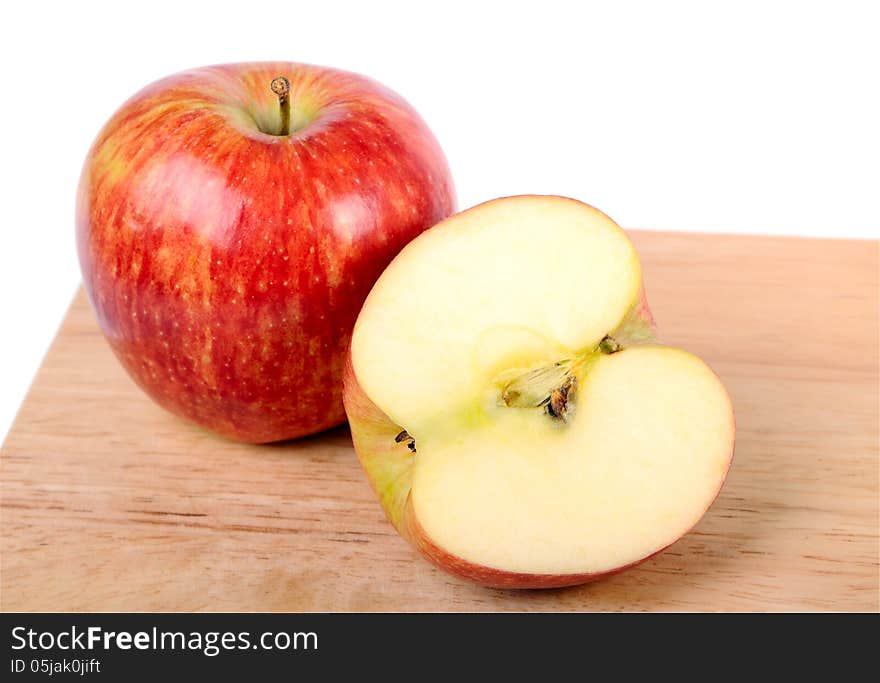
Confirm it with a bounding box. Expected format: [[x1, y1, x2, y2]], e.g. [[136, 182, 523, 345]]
[[395, 430, 417, 453], [545, 374, 577, 422]]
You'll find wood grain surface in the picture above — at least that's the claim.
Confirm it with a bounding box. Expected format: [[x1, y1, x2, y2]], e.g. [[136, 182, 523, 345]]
[[2, 231, 878, 612]]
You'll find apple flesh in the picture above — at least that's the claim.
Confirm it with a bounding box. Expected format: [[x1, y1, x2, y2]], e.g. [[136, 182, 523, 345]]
[[344, 196, 734, 588], [77, 62, 455, 442]]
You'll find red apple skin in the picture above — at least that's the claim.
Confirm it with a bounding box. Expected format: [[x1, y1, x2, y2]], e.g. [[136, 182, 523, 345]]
[[342, 287, 733, 589], [76, 62, 456, 442]]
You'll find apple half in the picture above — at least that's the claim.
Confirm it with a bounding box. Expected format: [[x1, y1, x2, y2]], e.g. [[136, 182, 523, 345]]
[[343, 196, 734, 588]]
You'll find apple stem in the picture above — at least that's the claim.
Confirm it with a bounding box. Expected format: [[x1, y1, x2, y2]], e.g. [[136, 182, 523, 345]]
[[270, 76, 291, 136]]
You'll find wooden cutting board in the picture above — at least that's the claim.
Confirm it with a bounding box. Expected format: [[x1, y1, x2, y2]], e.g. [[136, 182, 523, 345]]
[[2, 231, 878, 612]]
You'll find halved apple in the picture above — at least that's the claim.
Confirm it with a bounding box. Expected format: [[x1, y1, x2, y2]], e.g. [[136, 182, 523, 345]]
[[343, 195, 734, 588]]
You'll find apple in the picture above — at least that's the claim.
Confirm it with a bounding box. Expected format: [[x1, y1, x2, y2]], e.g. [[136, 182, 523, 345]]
[[77, 62, 456, 442], [344, 195, 735, 588]]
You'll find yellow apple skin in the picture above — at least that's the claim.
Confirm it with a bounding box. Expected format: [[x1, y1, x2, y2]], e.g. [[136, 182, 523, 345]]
[[342, 286, 737, 589]]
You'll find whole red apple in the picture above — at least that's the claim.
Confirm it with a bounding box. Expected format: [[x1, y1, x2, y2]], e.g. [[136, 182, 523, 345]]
[[76, 62, 456, 442]]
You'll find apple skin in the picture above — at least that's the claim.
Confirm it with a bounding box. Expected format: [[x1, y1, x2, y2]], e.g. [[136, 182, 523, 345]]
[[77, 62, 456, 442], [342, 283, 714, 589]]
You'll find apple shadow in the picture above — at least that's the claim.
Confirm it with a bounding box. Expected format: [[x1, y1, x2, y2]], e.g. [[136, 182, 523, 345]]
[[260, 422, 354, 452], [158, 401, 357, 460]]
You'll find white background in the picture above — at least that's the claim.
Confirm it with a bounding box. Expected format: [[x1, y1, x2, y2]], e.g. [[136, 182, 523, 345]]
[[0, 0, 877, 443]]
